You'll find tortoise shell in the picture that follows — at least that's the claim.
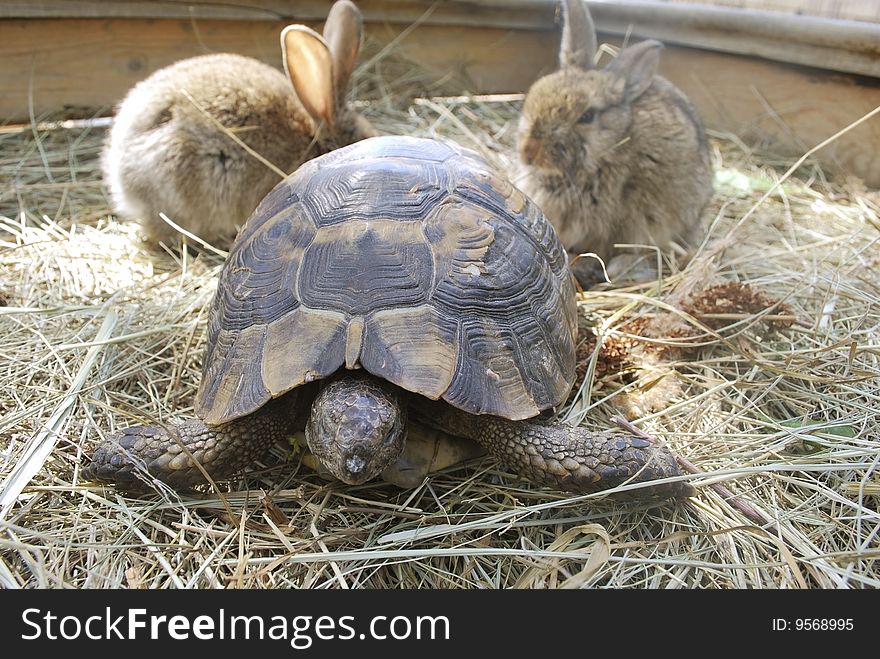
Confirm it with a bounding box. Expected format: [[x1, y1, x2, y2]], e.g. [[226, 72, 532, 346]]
[[195, 136, 578, 426]]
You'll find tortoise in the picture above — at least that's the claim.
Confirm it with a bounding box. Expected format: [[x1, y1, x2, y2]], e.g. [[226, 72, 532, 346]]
[[85, 136, 690, 499], [295, 420, 488, 489]]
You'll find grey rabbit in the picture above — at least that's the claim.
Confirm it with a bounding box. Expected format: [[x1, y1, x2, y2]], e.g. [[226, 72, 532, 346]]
[[516, 0, 713, 286], [102, 0, 377, 248]]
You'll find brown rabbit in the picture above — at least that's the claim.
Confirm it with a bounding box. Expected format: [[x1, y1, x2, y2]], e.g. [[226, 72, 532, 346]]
[[516, 0, 713, 287], [102, 0, 377, 248]]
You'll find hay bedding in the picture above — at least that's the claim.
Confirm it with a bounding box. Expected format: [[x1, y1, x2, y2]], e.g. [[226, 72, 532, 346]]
[[0, 66, 878, 590]]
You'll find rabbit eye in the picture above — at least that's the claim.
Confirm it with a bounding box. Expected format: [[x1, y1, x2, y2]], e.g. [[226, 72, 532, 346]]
[[577, 108, 596, 125]]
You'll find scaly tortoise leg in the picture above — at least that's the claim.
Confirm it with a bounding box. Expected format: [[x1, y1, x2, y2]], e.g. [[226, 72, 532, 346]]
[[84, 395, 298, 490], [419, 401, 693, 499]]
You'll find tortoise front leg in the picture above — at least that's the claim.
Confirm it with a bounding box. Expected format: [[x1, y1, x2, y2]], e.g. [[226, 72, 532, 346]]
[[84, 395, 298, 490], [473, 416, 693, 499], [419, 401, 692, 499]]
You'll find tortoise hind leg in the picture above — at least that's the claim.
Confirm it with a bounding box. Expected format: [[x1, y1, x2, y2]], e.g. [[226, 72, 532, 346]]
[[84, 394, 298, 490]]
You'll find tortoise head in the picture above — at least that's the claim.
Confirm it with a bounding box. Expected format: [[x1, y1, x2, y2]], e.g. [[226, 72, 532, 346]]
[[305, 373, 407, 485]]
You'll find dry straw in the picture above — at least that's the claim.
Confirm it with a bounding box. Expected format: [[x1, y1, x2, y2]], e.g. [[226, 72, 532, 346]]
[[0, 45, 878, 589]]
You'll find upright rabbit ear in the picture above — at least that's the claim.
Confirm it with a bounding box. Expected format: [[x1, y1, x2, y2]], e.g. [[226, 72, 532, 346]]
[[559, 0, 597, 70], [609, 40, 662, 103], [322, 0, 364, 107], [282, 25, 336, 129]]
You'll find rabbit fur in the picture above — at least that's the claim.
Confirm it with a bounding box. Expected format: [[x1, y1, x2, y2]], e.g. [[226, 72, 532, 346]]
[[102, 0, 377, 248], [516, 0, 713, 285]]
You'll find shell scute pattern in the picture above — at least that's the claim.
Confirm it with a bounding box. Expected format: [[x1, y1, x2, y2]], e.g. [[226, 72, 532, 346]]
[[428, 204, 574, 416], [195, 137, 576, 425], [442, 317, 542, 419], [197, 324, 271, 424], [261, 307, 348, 393], [313, 135, 456, 165], [451, 160, 569, 277], [359, 305, 459, 399], [505, 298, 575, 408], [429, 201, 559, 317], [297, 220, 434, 316], [233, 180, 301, 246], [302, 158, 450, 226], [212, 209, 315, 331]]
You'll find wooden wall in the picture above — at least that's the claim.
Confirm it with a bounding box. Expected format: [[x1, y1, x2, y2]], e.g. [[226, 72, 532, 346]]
[[0, 17, 559, 120], [651, 0, 880, 23], [1, 0, 878, 185]]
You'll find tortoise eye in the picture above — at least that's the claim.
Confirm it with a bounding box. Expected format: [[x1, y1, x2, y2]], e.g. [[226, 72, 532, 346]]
[[577, 108, 596, 124]]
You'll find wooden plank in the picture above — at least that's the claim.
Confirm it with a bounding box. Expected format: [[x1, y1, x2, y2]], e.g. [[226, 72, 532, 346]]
[[652, 44, 880, 187], [589, 1, 880, 77], [1, 15, 878, 185], [0, 17, 558, 121], [3, 1, 879, 76], [0, 0, 308, 19], [654, 0, 880, 23], [0, 0, 559, 30]]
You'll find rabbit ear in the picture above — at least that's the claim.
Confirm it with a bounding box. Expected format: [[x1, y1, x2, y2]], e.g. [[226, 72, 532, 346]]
[[609, 40, 662, 103], [559, 0, 597, 70], [322, 0, 365, 106], [281, 25, 336, 128]]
